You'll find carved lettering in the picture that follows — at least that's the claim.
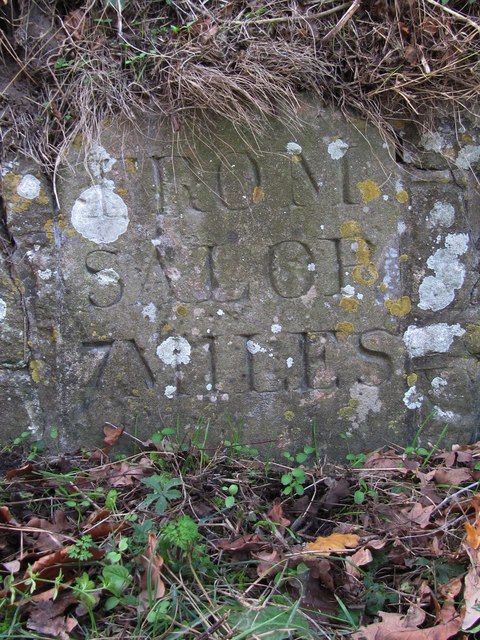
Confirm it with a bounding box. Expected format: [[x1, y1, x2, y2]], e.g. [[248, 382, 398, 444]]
[[86, 250, 123, 307], [218, 153, 260, 210], [269, 241, 314, 298]]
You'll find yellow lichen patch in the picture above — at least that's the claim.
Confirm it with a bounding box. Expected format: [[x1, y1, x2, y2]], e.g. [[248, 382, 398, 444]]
[[356, 179, 381, 203], [396, 190, 409, 204], [461, 133, 473, 144], [384, 296, 412, 317], [58, 214, 67, 232], [72, 133, 83, 151], [291, 154, 301, 163], [3, 173, 31, 213], [252, 186, 265, 204], [29, 359, 42, 384], [399, 254, 409, 263], [48, 327, 60, 343], [176, 304, 189, 317], [406, 373, 418, 387], [337, 399, 359, 419], [284, 410, 295, 422], [340, 297, 360, 313], [116, 187, 129, 198], [379, 282, 388, 292], [354, 238, 371, 265], [335, 321, 355, 339], [43, 219, 55, 242], [162, 323, 173, 335], [464, 324, 480, 356], [352, 263, 379, 286], [392, 120, 406, 129], [351, 118, 367, 131], [124, 158, 137, 174], [340, 220, 362, 238], [36, 190, 50, 206]]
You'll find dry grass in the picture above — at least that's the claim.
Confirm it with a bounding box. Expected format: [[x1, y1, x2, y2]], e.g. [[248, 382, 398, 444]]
[[0, 0, 479, 169]]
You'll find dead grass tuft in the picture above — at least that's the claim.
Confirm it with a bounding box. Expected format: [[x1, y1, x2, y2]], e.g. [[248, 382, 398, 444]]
[[0, 0, 479, 168]]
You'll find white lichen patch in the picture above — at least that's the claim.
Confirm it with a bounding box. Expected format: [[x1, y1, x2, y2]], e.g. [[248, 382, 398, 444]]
[[0, 298, 6, 321], [286, 357, 294, 368], [142, 303, 157, 323], [403, 323, 465, 358], [428, 201, 455, 228], [164, 385, 176, 399], [456, 145, 480, 170], [307, 263, 316, 271], [431, 376, 448, 396], [88, 144, 117, 178], [71, 184, 129, 244], [271, 323, 282, 334], [94, 268, 120, 286], [403, 385, 424, 410], [341, 285, 355, 298], [17, 174, 41, 200], [216, 309, 225, 316], [206, 383, 212, 391], [246, 340, 268, 355], [38, 269, 52, 281], [327, 139, 349, 160], [286, 142, 302, 155], [433, 406, 455, 420], [157, 336, 192, 366], [349, 382, 382, 427], [420, 132, 447, 153], [418, 233, 468, 311]]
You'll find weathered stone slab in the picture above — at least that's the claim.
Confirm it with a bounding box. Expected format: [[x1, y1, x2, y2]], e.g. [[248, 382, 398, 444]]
[[1, 100, 479, 456]]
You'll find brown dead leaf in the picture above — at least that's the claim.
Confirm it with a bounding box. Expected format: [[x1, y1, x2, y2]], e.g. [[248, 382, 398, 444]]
[[267, 499, 290, 527], [63, 9, 86, 41], [462, 562, 480, 630], [401, 503, 435, 529], [306, 557, 335, 591], [347, 547, 373, 577], [5, 463, 36, 479], [26, 597, 78, 639], [438, 576, 463, 600], [305, 532, 359, 554], [85, 521, 128, 541], [215, 534, 266, 552], [253, 549, 282, 577], [138, 531, 165, 604], [319, 477, 351, 512], [109, 461, 146, 487], [103, 423, 125, 447], [433, 467, 472, 485], [352, 608, 461, 639], [30, 546, 104, 582], [252, 186, 265, 204], [0, 506, 20, 525]]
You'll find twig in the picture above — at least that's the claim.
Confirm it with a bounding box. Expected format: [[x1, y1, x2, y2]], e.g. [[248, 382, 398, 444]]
[[322, 0, 361, 43], [431, 481, 480, 516], [223, 3, 352, 26], [424, 0, 480, 36]]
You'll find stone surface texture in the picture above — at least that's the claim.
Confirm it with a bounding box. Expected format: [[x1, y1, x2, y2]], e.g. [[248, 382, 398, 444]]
[[1, 100, 479, 457]]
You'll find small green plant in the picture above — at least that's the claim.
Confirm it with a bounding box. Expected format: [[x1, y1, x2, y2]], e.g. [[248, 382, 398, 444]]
[[354, 478, 378, 505], [281, 467, 306, 496], [101, 564, 135, 610], [222, 483, 239, 508], [66, 534, 96, 561], [340, 432, 367, 468], [161, 515, 200, 552], [139, 473, 183, 514], [280, 446, 313, 496]]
